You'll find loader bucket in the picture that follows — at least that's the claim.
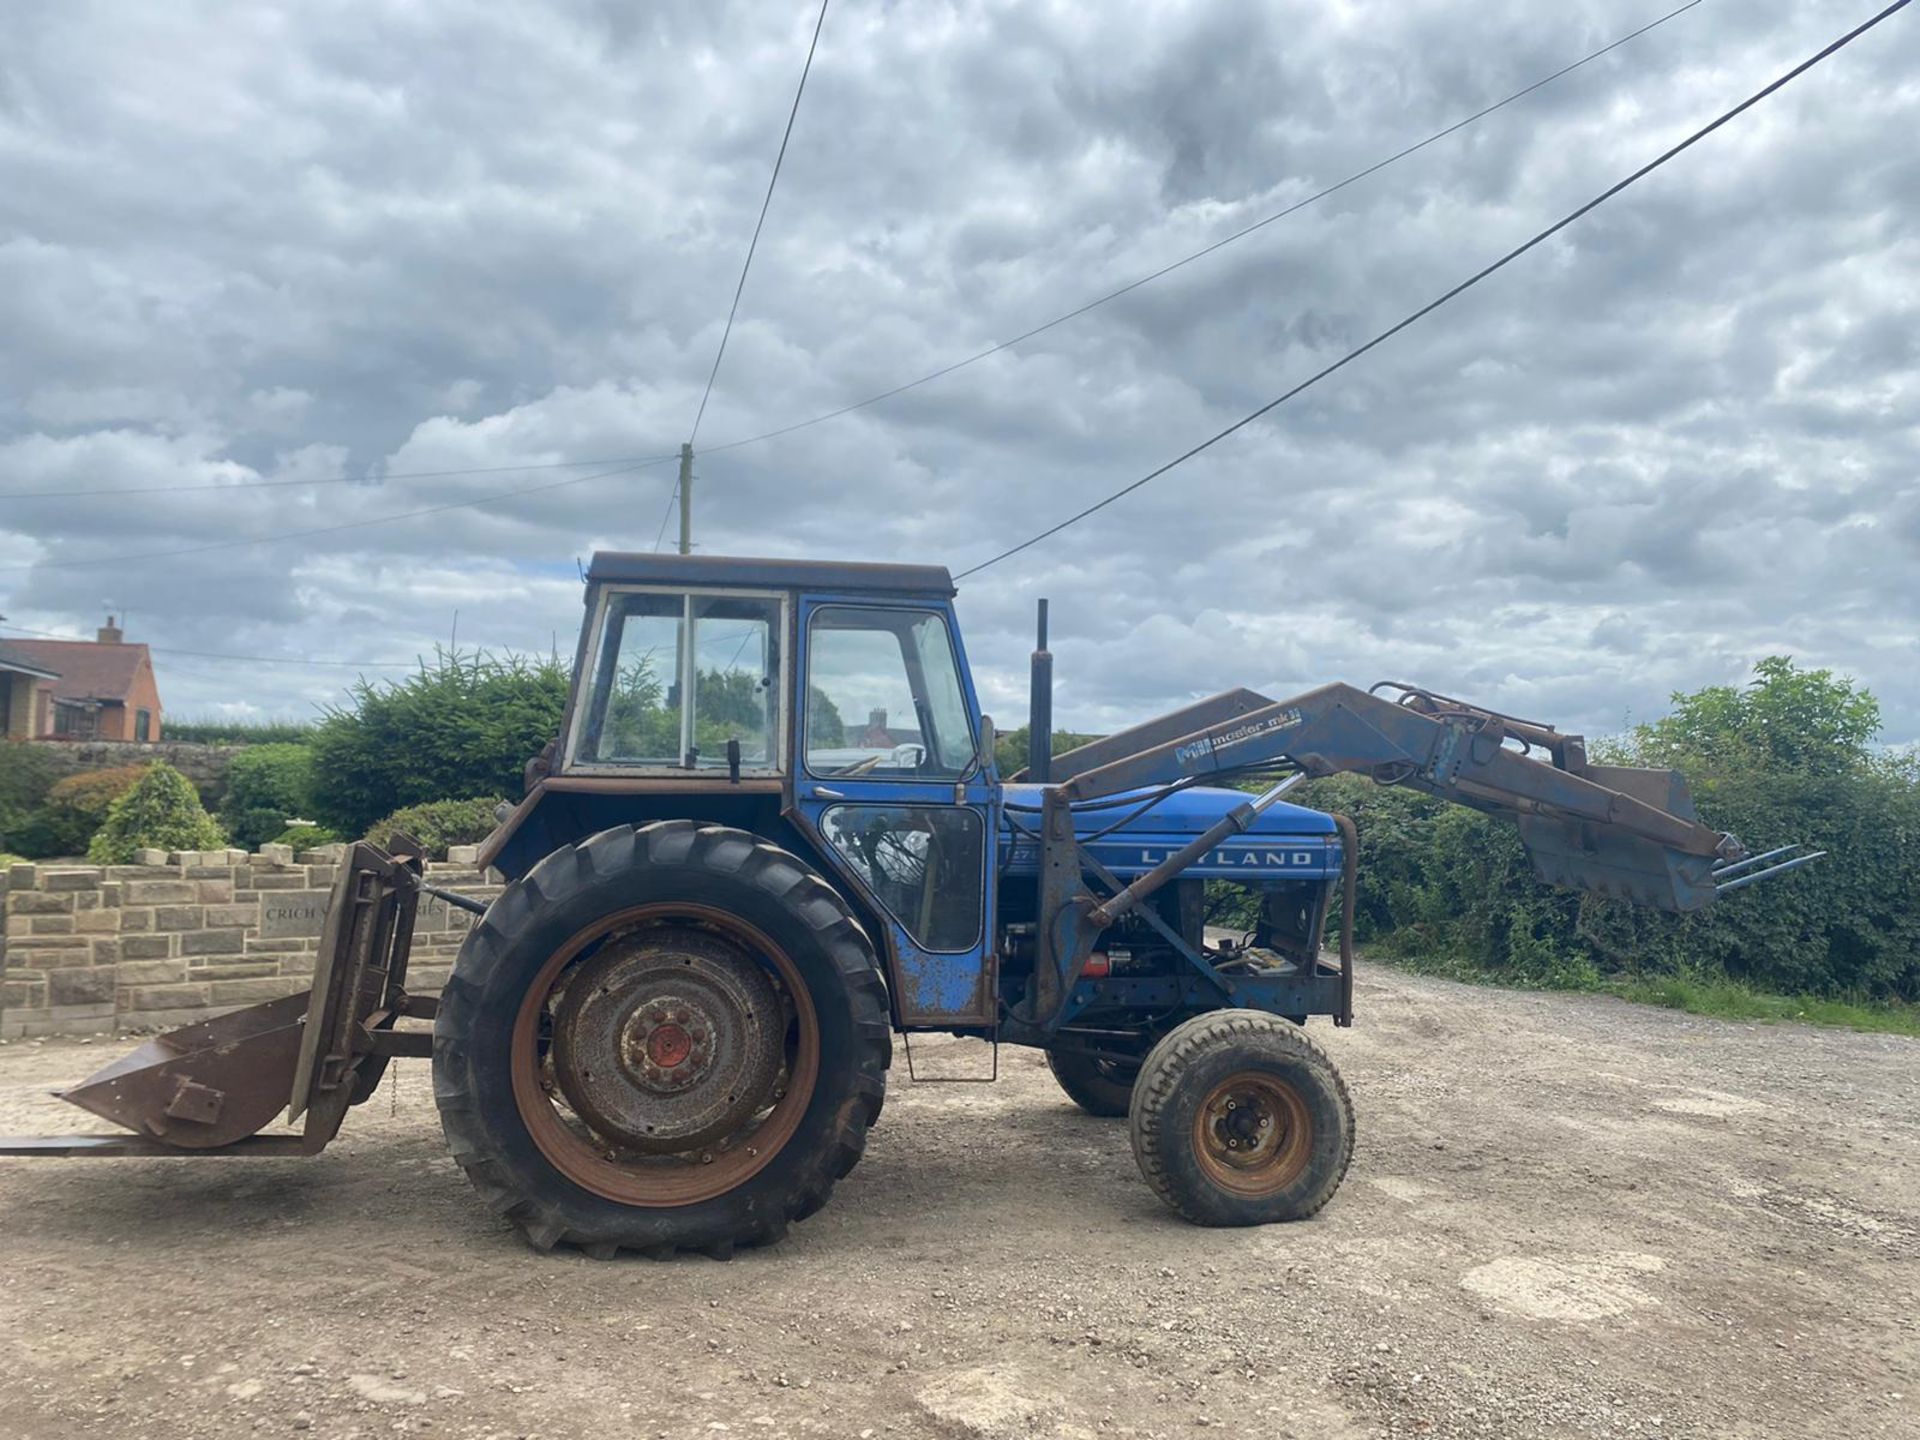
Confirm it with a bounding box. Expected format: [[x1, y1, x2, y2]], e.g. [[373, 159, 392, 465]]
[[1513, 762, 1722, 913], [1515, 816, 1721, 913], [1, 841, 433, 1159], [57, 992, 310, 1149]]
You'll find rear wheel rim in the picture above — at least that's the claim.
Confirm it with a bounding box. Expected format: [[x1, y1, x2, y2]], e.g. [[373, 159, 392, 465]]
[[1191, 1069, 1313, 1196], [509, 902, 820, 1207]]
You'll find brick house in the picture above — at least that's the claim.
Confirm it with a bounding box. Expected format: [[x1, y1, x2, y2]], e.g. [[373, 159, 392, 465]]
[[1, 619, 165, 742]]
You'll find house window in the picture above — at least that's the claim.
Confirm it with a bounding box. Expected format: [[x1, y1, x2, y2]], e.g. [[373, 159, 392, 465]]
[[135, 708, 152, 742], [53, 702, 99, 740]]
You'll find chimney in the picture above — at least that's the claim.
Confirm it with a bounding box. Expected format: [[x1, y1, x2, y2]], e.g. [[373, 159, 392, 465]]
[[97, 615, 123, 645]]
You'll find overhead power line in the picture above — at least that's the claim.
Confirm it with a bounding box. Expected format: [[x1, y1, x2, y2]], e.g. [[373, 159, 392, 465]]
[[0, 456, 673, 574], [697, 0, 1712, 460], [0, 0, 1697, 509], [688, 0, 832, 449], [954, 0, 1911, 581]]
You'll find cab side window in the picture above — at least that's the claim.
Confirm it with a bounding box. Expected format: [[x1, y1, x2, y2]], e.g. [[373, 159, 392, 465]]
[[805, 607, 973, 778]]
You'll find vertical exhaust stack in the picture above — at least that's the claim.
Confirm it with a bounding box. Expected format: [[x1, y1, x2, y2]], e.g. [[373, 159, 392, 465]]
[[1029, 598, 1053, 783]]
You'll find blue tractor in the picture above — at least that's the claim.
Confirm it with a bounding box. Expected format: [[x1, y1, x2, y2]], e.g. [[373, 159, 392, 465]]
[[7, 552, 1818, 1258]]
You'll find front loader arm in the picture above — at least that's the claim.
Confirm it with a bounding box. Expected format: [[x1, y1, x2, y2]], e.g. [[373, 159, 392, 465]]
[[1054, 681, 1771, 914]]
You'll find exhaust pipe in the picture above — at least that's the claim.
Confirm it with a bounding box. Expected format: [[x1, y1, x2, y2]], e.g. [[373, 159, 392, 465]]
[[1028, 598, 1052, 783]]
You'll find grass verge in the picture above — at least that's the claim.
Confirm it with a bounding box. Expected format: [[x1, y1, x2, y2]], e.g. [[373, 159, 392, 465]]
[[1369, 945, 1919, 1037], [1597, 972, 1920, 1037]]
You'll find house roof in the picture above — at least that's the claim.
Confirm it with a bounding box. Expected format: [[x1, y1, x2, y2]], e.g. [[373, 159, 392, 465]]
[[3, 639, 151, 706], [0, 639, 62, 682]]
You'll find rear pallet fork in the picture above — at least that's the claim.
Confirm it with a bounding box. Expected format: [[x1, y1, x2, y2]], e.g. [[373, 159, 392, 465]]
[[0, 841, 445, 1160]]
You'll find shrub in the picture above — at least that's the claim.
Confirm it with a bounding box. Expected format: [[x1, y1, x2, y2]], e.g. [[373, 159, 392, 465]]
[[0, 741, 61, 856], [220, 743, 318, 848], [271, 821, 343, 851], [163, 718, 318, 744], [23, 765, 151, 858], [364, 797, 506, 859], [309, 648, 566, 836], [88, 764, 226, 864]]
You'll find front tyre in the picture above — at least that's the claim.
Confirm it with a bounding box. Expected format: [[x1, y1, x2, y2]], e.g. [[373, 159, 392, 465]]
[[1044, 1046, 1139, 1118], [1128, 1011, 1353, 1226], [433, 822, 890, 1258]]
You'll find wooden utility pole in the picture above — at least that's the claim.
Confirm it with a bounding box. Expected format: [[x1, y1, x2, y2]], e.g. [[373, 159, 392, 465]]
[[677, 443, 694, 555]]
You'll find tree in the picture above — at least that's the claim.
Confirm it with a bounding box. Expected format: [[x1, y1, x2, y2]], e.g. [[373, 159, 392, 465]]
[[1634, 656, 1880, 776], [308, 649, 568, 835], [806, 686, 845, 747], [991, 725, 1103, 778]]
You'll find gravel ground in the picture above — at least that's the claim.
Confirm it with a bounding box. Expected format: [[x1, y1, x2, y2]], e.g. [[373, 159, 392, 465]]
[[0, 963, 1914, 1440]]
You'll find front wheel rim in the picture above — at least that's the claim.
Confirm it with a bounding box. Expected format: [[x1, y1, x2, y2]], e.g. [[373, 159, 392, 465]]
[[509, 902, 821, 1208], [1191, 1069, 1314, 1196]]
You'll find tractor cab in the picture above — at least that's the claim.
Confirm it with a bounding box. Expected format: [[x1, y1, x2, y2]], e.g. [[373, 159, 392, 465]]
[[486, 552, 1006, 1027]]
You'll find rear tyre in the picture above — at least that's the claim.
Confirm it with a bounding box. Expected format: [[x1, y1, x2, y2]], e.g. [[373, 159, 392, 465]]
[[1044, 1047, 1139, 1118], [433, 822, 890, 1258], [1129, 1011, 1353, 1226]]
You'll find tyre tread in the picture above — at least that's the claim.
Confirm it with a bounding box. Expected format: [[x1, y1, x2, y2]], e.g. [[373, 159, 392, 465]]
[[434, 822, 890, 1260], [1129, 1010, 1353, 1225]]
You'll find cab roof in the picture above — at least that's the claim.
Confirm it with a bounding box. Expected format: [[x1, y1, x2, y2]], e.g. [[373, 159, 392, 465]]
[[587, 552, 956, 598]]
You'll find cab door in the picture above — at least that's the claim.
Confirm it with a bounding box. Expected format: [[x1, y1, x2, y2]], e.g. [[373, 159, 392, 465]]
[[792, 599, 997, 1027]]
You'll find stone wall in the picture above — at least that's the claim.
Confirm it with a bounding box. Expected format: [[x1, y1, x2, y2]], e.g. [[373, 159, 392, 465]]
[[16, 738, 243, 807], [0, 843, 501, 1038]]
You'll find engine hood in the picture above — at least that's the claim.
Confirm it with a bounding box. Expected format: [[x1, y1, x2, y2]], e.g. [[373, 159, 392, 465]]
[[999, 782, 1336, 837], [997, 782, 1340, 881]]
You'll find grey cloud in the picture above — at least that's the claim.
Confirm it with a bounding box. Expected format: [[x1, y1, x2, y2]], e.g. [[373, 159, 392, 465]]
[[2, 0, 1917, 742]]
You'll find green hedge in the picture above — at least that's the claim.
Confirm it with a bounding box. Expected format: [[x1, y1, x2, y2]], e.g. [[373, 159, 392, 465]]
[[309, 649, 565, 836], [1301, 658, 1920, 1004], [163, 719, 318, 744]]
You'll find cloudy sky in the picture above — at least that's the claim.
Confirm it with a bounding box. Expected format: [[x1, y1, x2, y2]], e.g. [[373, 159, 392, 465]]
[[1, 0, 1915, 744]]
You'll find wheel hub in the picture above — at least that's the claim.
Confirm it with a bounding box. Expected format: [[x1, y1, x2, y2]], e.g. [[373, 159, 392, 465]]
[[1194, 1071, 1312, 1193], [550, 928, 785, 1155], [636, 1016, 695, 1072]]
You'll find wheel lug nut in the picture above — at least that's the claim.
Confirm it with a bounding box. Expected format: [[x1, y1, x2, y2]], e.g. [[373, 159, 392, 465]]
[[1225, 1100, 1236, 1111]]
